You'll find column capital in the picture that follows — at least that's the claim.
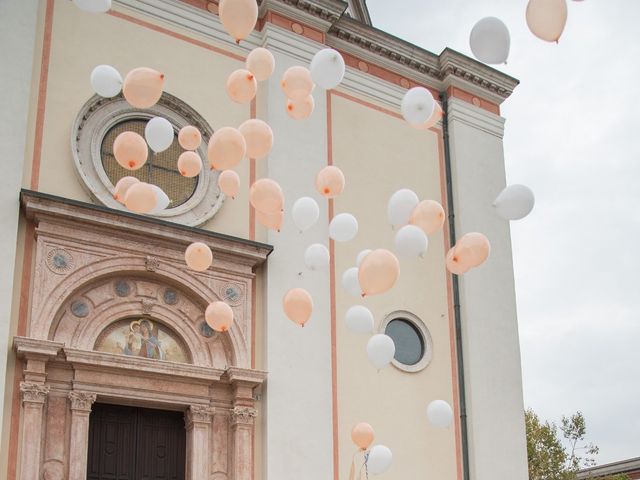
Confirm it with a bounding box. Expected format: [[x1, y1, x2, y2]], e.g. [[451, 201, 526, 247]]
[[230, 406, 257, 426], [185, 404, 213, 428], [68, 391, 97, 412], [20, 381, 49, 405]]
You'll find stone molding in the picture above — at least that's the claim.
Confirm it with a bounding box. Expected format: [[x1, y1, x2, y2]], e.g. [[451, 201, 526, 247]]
[[446, 98, 506, 139], [20, 381, 49, 404], [230, 406, 258, 426], [68, 391, 97, 412]]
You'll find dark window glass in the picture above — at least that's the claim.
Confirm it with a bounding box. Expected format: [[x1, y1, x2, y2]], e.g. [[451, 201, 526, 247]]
[[385, 318, 424, 366]]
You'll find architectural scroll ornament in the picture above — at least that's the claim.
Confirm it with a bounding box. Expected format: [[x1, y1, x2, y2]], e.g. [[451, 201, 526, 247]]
[[145, 255, 160, 272], [20, 382, 49, 404], [68, 391, 97, 412], [230, 406, 258, 426]]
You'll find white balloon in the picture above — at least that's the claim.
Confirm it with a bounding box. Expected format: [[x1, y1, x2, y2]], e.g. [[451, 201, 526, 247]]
[[292, 197, 320, 231], [427, 400, 454, 428], [394, 224, 428, 258], [387, 188, 419, 228], [342, 267, 361, 297], [401, 87, 435, 125], [345, 305, 374, 334], [304, 243, 330, 271], [470, 17, 511, 65], [356, 249, 372, 267], [329, 213, 358, 242], [366, 334, 395, 370], [149, 185, 170, 214], [493, 184, 535, 220], [310, 48, 346, 90], [145, 117, 174, 153], [90, 65, 122, 97], [73, 0, 112, 13], [367, 445, 393, 475]]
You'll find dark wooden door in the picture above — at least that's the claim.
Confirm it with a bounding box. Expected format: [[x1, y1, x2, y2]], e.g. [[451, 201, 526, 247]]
[[87, 404, 186, 480]]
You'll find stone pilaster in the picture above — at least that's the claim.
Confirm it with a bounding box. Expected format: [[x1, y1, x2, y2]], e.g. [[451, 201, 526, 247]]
[[67, 391, 97, 480], [185, 405, 213, 480], [230, 406, 257, 480], [19, 382, 49, 480]]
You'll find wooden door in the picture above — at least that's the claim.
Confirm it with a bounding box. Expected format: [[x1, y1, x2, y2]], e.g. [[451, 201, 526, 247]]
[[87, 403, 186, 480]]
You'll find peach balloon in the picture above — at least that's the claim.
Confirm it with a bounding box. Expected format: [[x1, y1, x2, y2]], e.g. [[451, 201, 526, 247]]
[[409, 200, 445, 235], [281, 66, 314, 101], [249, 178, 284, 214], [526, 0, 568, 43], [287, 95, 315, 120], [184, 241, 213, 271], [178, 126, 201, 150], [246, 47, 275, 81], [113, 176, 139, 204], [124, 182, 157, 214], [446, 246, 470, 275], [315, 165, 345, 199], [415, 102, 443, 130], [256, 209, 283, 232], [283, 288, 313, 327], [208, 127, 247, 170], [226, 69, 257, 104], [454, 232, 490, 268], [239, 119, 273, 159], [351, 423, 375, 450], [219, 0, 258, 44], [205, 301, 234, 332], [218, 170, 240, 199], [177, 151, 202, 177], [122, 67, 164, 109], [358, 249, 400, 297], [113, 131, 148, 170]]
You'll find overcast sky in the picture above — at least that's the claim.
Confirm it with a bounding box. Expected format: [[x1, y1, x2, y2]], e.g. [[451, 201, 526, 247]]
[[367, 0, 640, 465]]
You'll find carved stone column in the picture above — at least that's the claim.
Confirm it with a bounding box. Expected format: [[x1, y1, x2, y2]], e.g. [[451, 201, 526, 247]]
[[19, 381, 49, 480], [185, 405, 212, 480], [230, 406, 257, 480], [67, 391, 97, 480]]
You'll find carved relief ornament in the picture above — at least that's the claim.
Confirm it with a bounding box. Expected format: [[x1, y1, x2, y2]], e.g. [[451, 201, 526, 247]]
[[20, 382, 49, 404], [230, 406, 257, 426], [68, 391, 97, 412]]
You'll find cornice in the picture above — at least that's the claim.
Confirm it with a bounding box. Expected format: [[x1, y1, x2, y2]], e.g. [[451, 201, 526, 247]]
[[260, 0, 347, 31], [14, 336, 64, 360]]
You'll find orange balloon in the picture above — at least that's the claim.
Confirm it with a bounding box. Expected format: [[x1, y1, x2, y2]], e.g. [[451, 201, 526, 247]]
[[414, 102, 443, 130], [178, 126, 202, 150], [178, 151, 202, 177], [446, 246, 470, 275], [184, 242, 213, 271], [526, 0, 568, 43], [351, 423, 375, 450], [281, 66, 314, 101], [113, 176, 139, 204], [113, 131, 148, 170], [283, 288, 313, 327], [239, 119, 273, 159], [226, 69, 257, 104], [208, 127, 247, 170], [205, 301, 234, 332], [218, 170, 240, 199], [122, 67, 164, 109], [249, 178, 284, 214], [287, 95, 315, 120], [315, 165, 345, 199], [246, 47, 275, 81], [358, 249, 400, 297], [256, 209, 283, 232], [454, 232, 490, 268], [219, 0, 258, 44], [409, 200, 445, 235], [124, 182, 157, 214]]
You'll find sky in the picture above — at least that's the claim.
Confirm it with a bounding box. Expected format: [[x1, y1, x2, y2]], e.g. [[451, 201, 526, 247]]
[[367, 0, 640, 466]]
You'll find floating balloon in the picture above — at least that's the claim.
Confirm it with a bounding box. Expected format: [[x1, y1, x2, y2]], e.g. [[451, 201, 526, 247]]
[[526, 0, 568, 43], [394, 224, 428, 258], [493, 184, 535, 220], [358, 249, 400, 296], [367, 445, 393, 475], [414, 102, 444, 130], [205, 301, 234, 332], [409, 200, 445, 235], [281, 66, 314, 101], [178, 151, 202, 177], [283, 288, 313, 327], [256, 209, 283, 231], [73, 0, 111, 13], [218, 170, 240, 199], [446, 247, 470, 275], [226, 69, 257, 104], [454, 232, 490, 268], [178, 126, 202, 150], [113, 131, 148, 170], [342, 267, 362, 297], [90, 65, 122, 97], [387, 189, 419, 228], [219, 0, 258, 43], [122, 67, 164, 109], [239, 119, 273, 159], [366, 334, 395, 370], [470, 17, 511, 64], [427, 400, 453, 428], [356, 249, 371, 268], [304, 243, 330, 271], [246, 47, 275, 81], [113, 176, 139, 204], [149, 185, 170, 214], [316, 166, 345, 199], [249, 178, 284, 214], [329, 213, 358, 242], [124, 182, 157, 214], [401, 87, 435, 125], [208, 127, 246, 170], [145, 117, 174, 153], [351, 423, 375, 450], [184, 242, 213, 271], [310, 48, 345, 90], [287, 95, 315, 120], [345, 305, 374, 334], [292, 197, 319, 232]]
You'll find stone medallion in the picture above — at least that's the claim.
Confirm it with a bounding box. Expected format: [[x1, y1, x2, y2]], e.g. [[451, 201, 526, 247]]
[[45, 248, 75, 274]]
